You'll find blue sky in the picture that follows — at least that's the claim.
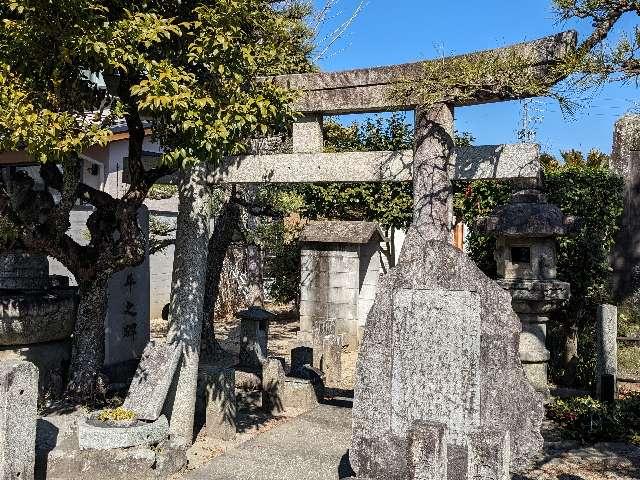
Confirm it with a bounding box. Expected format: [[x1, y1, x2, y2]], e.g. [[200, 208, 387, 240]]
[[312, 0, 639, 157]]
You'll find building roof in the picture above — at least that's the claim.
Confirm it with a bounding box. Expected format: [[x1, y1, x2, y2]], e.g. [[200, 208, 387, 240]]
[[299, 220, 387, 244]]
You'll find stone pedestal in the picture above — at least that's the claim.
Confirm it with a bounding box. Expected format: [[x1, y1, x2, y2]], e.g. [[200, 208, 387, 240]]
[[0, 360, 38, 480], [407, 422, 448, 480], [498, 279, 570, 395]]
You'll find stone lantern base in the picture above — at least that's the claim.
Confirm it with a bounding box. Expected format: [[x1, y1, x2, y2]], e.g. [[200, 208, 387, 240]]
[[498, 279, 570, 396]]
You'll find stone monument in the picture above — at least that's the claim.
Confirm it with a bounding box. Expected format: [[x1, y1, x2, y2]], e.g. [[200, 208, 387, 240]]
[[611, 115, 640, 303]]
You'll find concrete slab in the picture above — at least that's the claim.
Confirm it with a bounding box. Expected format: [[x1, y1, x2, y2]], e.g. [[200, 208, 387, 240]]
[[184, 404, 353, 480]]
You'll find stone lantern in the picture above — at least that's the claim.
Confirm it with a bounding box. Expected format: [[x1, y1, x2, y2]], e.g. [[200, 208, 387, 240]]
[[478, 189, 577, 394]]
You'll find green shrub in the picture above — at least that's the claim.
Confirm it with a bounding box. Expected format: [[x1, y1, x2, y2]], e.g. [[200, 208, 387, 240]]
[[619, 346, 640, 373], [547, 395, 640, 445]]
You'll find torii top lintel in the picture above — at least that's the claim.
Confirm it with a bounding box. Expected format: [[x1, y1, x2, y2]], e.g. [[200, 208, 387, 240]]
[[271, 31, 577, 115]]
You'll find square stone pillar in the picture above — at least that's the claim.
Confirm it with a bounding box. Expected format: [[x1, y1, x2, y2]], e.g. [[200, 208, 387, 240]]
[[407, 421, 448, 480], [0, 360, 38, 480], [467, 428, 511, 480], [596, 304, 618, 400], [198, 366, 236, 441], [293, 115, 323, 153]]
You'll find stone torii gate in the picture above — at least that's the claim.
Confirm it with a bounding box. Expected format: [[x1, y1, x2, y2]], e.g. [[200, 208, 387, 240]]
[[166, 31, 577, 474]]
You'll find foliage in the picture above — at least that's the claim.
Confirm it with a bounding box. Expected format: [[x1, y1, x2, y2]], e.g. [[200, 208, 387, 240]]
[[545, 162, 624, 386], [298, 114, 414, 230], [396, 48, 575, 109], [147, 184, 177, 200], [0, 0, 314, 396], [96, 406, 136, 422], [619, 345, 640, 373], [553, 0, 640, 82], [452, 180, 515, 277], [547, 395, 640, 445]]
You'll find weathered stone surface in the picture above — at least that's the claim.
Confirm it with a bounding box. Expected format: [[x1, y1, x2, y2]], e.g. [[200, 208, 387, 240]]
[[124, 340, 181, 421], [407, 421, 448, 480], [611, 115, 640, 302], [0, 360, 38, 480], [77, 415, 169, 450], [211, 144, 540, 184], [477, 190, 577, 238], [237, 307, 273, 369], [321, 334, 342, 388], [45, 435, 186, 480], [0, 340, 69, 401], [283, 377, 319, 413], [413, 104, 454, 240], [292, 115, 323, 153], [596, 304, 618, 400], [0, 291, 77, 346], [272, 32, 577, 113], [104, 206, 150, 366], [262, 358, 286, 415], [198, 366, 236, 441], [467, 428, 510, 480], [0, 253, 49, 290], [300, 220, 387, 244], [351, 229, 544, 478]]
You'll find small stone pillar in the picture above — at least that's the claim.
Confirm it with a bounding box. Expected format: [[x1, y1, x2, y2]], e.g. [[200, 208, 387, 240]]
[[237, 306, 275, 370], [407, 421, 448, 480], [478, 190, 577, 394], [467, 428, 511, 480], [0, 360, 38, 480], [319, 334, 343, 389], [262, 358, 286, 415], [199, 366, 236, 440], [596, 304, 618, 401]]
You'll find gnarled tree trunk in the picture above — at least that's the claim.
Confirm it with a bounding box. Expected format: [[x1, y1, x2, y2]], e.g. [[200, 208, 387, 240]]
[[201, 196, 241, 361], [66, 273, 110, 400]]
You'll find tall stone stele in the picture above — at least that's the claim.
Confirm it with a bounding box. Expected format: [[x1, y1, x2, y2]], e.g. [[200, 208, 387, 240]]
[[477, 190, 577, 394], [610, 115, 640, 304]]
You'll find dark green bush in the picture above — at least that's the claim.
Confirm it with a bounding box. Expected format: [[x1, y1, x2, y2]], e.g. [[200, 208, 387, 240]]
[[547, 395, 640, 445]]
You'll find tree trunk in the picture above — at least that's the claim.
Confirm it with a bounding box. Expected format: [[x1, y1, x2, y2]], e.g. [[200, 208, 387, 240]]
[[243, 186, 264, 307], [200, 197, 241, 361], [166, 163, 212, 446], [66, 274, 110, 401]]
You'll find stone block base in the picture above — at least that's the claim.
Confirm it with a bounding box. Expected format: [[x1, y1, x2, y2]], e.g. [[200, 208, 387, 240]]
[[41, 434, 186, 480]]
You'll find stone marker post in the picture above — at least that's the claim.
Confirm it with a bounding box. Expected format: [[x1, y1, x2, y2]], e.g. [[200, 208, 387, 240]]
[[0, 360, 38, 480], [199, 366, 236, 441], [166, 163, 212, 445], [467, 429, 511, 480], [596, 304, 618, 401], [407, 422, 448, 480]]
